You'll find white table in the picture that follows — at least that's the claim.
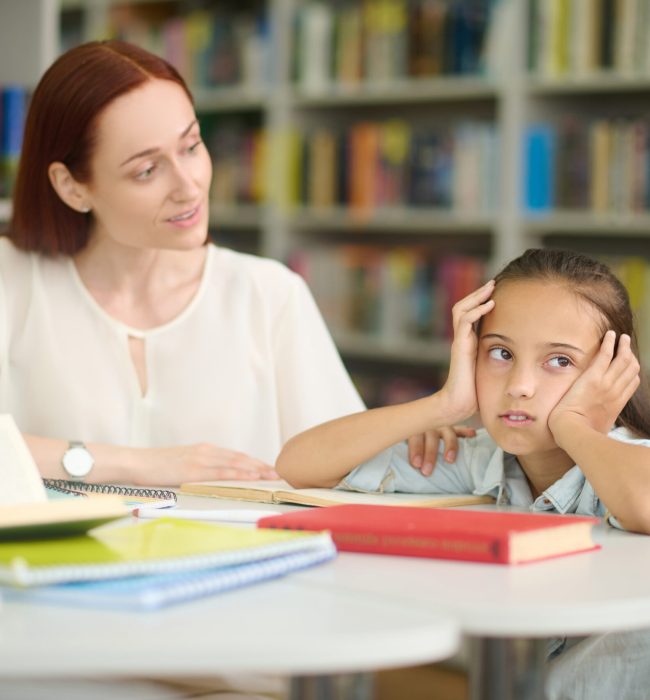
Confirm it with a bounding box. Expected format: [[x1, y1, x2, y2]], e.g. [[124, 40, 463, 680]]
[[0, 500, 460, 700], [292, 523, 650, 699]]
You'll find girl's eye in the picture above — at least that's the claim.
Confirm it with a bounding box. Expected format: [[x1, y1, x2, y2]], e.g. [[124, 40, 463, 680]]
[[135, 165, 156, 181], [188, 139, 203, 154], [488, 347, 512, 362], [548, 355, 573, 369]]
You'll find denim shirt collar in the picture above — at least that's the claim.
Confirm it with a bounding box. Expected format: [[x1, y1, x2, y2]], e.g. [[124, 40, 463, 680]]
[[472, 447, 586, 513]]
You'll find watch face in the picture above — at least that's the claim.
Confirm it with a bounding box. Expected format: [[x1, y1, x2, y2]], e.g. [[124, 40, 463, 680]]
[[63, 446, 94, 478]]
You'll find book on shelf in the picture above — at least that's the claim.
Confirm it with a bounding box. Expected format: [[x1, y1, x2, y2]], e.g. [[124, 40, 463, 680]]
[[0, 414, 128, 538], [0, 85, 27, 198], [179, 479, 493, 509], [523, 124, 556, 213], [0, 517, 335, 588], [529, 0, 650, 78], [42, 479, 177, 511], [294, 0, 500, 86], [258, 504, 600, 565]]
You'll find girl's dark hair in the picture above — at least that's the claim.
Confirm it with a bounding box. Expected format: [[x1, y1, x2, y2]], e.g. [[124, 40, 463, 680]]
[[8, 40, 193, 256], [494, 248, 650, 438]]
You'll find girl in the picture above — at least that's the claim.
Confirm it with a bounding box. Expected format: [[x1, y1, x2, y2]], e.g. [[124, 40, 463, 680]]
[[277, 247, 650, 700], [277, 248, 650, 534]]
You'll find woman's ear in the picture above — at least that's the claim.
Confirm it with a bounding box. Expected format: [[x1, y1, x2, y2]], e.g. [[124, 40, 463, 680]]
[[47, 162, 92, 214]]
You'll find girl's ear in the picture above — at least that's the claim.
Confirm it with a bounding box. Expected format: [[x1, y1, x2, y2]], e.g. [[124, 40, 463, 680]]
[[47, 162, 92, 214]]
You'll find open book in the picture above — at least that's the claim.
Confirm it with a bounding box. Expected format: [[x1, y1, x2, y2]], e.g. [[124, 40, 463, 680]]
[[0, 414, 128, 538], [180, 479, 494, 508]]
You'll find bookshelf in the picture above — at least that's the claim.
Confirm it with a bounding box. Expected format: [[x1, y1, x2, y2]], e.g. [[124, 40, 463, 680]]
[[2, 0, 650, 403]]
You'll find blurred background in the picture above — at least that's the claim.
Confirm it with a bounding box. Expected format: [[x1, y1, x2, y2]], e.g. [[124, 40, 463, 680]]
[[2, 0, 650, 408]]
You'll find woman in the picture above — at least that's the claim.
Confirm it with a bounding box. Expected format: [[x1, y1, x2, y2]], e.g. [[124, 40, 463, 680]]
[[3, 39, 370, 485]]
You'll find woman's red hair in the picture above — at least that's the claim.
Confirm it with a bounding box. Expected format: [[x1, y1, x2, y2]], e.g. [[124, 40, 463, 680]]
[[8, 40, 193, 256]]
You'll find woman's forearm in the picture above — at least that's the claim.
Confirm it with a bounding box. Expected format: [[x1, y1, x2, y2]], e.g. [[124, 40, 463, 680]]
[[276, 391, 459, 488], [25, 434, 136, 483]]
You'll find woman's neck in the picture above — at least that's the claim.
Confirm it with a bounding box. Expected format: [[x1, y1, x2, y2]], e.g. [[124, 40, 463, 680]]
[[72, 234, 208, 329]]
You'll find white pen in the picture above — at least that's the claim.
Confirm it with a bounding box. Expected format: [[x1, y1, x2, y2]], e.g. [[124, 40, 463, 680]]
[[132, 507, 280, 524]]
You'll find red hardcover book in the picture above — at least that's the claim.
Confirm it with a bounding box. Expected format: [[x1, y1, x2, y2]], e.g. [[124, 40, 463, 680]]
[[258, 505, 600, 565]]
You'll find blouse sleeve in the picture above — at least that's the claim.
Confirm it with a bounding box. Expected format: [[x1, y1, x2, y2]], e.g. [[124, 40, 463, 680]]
[[272, 272, 365, 442]]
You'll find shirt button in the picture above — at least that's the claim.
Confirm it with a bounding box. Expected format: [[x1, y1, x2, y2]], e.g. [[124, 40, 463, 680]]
[[543, 498, 551, 505]]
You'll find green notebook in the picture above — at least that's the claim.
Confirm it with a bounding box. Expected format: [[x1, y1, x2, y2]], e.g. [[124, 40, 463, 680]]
[[0, 517, 335, 587]]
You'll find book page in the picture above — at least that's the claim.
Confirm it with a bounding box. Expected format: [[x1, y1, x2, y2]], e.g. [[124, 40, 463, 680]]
[[180, 480, 290, 503], [275, 489, 494, 508], [0, 414, 47, 506]]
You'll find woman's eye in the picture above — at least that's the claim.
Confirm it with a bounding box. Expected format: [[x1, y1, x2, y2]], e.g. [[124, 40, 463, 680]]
[[488, 347, 512, 361], [548, 356, 572, 368], [135, 165, 156, 181], [188, 139, 203, 154]]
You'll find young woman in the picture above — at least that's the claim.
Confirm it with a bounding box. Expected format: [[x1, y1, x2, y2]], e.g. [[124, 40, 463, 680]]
[[277, 248, 650, 533], [2, 39, 357, 485], [4, 39, 462, 488]]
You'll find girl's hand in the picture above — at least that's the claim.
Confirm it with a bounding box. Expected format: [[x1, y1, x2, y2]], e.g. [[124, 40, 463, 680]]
[[408, 425, 477, 476], [438, 280, 495, 423], [549, 331, 641, 440], [129, 444, 279, 486]]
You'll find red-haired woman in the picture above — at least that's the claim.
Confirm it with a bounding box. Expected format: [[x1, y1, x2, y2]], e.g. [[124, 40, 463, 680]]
[[3, 39, 365, 486]]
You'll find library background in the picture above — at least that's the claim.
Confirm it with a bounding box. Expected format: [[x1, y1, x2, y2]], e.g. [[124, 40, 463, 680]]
[[2, 0, 650, 408]]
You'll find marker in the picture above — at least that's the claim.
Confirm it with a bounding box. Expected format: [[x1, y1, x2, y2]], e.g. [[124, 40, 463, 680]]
[[133, 507, 280, 524]]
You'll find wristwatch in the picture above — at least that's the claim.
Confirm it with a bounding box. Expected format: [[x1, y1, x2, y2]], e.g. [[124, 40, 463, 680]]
[[61, 441, 95, 480]]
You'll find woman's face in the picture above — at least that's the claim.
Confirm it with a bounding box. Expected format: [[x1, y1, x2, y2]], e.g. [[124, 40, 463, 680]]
[[83, 79, 212, 252], [475, 280, 603, 460]]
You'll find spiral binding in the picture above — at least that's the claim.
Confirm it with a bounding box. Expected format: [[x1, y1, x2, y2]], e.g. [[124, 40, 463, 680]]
[[43, 479, 177, 503]]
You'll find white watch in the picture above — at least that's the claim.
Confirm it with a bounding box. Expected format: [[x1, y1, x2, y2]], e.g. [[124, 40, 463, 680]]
[[61, 440, 94, 480]]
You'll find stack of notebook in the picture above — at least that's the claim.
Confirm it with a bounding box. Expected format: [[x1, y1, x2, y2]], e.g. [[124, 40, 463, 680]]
[[0, 517, 336, 611]]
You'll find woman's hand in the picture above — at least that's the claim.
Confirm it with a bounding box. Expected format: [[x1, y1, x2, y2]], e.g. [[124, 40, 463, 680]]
[[549, 331, 641, 441], [437, 280, 495, 424], [408, 425, 477, 476], [129, 444, 278, 486]]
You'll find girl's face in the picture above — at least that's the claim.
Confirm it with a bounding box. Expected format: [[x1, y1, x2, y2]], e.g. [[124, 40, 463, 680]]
[[476, 280, 603, 461], [83, 79, 212, 252]]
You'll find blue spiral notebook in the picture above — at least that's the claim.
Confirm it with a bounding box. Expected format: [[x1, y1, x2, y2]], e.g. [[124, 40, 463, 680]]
[[3, 545, 335, 611], [0, 517, 335, 587]]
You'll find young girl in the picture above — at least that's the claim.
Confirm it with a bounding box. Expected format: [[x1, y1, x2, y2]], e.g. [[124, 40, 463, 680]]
[[277, 248, 650, 534], [277, 247, 650, 700]]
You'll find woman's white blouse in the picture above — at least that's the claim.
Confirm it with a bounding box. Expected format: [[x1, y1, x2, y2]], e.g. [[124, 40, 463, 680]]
[[0, 239, 364, 463]]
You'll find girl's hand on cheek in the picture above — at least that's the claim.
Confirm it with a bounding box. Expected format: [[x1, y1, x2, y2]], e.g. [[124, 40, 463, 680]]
[[548, 331, 641, 440], [439, 280, 495, 423]]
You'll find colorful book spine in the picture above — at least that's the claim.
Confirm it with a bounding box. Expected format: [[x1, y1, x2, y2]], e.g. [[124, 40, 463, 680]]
[[0, 86, 27, 198], [294, 120, 497, 213], [291, 246, 486, 343], [525, 116, 650, 215], [293, 0, 500, 86], [529, 0, 650, 77], [523, 124, 556, 213]]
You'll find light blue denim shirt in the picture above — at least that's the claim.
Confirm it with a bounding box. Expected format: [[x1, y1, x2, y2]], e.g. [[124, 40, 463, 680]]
[[338, 426, 650, 528], [339, 425, 650, 659]]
